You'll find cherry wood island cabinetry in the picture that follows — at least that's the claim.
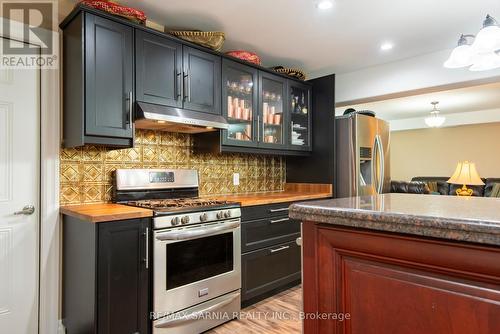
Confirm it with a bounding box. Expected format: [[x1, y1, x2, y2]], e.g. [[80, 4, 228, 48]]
[[290, 194, 500, 334]]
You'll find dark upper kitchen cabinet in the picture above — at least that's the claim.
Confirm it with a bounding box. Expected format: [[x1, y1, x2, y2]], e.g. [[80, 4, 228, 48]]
[[62, 12, 134, 148], [62, 5, 315, 155], [258, 71, 288, 150], [135, 30, 183, 108], [182, 46, 222, 114], [135, 33, 221, 115], [63, 216, 151, 334], [201, 62, 312, 156], [222, 58, 259, 148], [288, 81, 312, 151]]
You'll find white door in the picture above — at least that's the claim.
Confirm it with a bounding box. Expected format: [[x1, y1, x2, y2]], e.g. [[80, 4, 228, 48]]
[[0, 38, 40, 334]]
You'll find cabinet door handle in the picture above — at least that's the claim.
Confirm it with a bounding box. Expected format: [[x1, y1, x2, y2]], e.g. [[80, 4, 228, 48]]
[[183, 70, 190, 102], [176, 71, 182, 100], [269, 245, 290, 254], [144, 227, 149, 269], [127, 91, 133, 128], [270, 218, 289, 224], [257, 115, 260, 142], [269, 207, 289, 213]]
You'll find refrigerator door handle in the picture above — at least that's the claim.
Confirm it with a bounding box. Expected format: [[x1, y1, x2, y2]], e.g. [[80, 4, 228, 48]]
[[375, 135, 385, 194], [372, 135, 379, 194]]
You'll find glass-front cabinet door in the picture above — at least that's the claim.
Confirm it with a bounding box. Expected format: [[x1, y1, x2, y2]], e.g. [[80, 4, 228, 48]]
[[258, 72, 287, 149], [222, 59, 258, 147], [288, 81, 312, 151]]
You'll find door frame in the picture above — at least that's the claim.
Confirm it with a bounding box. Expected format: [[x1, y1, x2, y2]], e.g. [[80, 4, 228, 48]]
[[0, 17, 61, 334]]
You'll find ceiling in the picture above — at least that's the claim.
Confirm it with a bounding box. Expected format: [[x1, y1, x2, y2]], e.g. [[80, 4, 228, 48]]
[[62, 0, 500, 77], [335, 81, 500, 120]]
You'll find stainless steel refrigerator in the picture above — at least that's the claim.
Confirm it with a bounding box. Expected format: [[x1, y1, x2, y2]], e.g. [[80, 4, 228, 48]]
[[335, 113, 390, 198]]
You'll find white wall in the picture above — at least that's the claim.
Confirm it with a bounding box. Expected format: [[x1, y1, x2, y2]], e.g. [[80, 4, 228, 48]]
[[335, 49, 500, 104]]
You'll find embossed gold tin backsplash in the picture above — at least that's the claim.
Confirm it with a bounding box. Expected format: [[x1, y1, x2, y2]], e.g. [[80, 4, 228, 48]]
[[60, 130, 285, 205]]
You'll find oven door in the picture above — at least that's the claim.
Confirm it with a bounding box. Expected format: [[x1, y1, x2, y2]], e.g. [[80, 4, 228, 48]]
[[153, 218, 241, 315]]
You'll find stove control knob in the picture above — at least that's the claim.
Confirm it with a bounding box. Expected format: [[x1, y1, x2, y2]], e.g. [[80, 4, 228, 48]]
[[200, 213, 208, 222], [181, 215, 190, 224], [171, 217, 180, 226], [216, 211, 224, 219], [224, 210, 231, 218]]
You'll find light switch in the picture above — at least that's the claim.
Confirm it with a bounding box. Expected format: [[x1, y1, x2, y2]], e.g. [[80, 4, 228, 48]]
[[233, 173, 240, 186]]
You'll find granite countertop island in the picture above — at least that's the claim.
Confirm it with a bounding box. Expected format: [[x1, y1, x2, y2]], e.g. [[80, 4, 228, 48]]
[[290, 193, 500, 246], [292, 193, 500, 334]]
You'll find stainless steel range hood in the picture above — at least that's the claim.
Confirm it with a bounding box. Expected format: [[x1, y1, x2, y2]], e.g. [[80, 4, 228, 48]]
[[134, 102, 228, 134]]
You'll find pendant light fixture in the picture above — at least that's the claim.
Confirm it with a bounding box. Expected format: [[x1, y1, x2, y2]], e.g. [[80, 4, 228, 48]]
[[425, 102, 446, 128], [444, 14, 500, 71]]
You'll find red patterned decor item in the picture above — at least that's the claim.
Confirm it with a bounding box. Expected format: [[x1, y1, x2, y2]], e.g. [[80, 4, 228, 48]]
[[79, 1, 147, 24], [225, 50, 262, 65]]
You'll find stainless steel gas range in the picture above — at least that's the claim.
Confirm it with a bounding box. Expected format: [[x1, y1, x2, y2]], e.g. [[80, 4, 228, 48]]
[[114, 169, 241, 334]]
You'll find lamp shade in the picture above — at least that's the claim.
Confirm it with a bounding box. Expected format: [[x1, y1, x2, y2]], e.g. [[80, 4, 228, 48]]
[[424, 113, 446, 127], [444, 44, 474, 68], [469, 52, 500, 71], [470, 25, 500, 54], [447, 161, 485, 185]]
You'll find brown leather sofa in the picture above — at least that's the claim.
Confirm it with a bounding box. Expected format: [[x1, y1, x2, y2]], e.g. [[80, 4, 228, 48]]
[[391, 177, 500, 197]]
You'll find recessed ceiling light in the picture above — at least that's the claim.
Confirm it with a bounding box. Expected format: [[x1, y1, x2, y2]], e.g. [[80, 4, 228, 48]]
[[380, 42, 394, 51], [317, 0, 333, 10]]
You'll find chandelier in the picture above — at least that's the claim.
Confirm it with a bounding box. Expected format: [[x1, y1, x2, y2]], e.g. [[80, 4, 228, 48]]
[[425, 102, 446, 128], [444, 15, 500, 71]]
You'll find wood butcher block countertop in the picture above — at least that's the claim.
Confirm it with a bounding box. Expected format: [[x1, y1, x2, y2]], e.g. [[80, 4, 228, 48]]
[[60, 183, 332, 222], [60, 203, 153, 223], [212, 183, 333, 207]]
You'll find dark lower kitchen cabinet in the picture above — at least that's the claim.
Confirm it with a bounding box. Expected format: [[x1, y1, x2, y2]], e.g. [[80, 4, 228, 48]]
[[135, 30, 183, 108], [182, 46, 222, 114], [241, 216, 300, 253], [63, 216, 151, 334], [62, 12, 134, 148], [240, 202, 302, 306], [242, 240, 301, 305]]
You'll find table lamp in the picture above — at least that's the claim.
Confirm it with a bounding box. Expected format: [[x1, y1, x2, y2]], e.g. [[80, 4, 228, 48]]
[[447, 161, 484, 196]]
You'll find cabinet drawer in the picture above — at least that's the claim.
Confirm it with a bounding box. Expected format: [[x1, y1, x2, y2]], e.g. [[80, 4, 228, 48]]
[[241, 202, 293, 221], [241, 240, 301, 302], [242, 217, 300, 252]]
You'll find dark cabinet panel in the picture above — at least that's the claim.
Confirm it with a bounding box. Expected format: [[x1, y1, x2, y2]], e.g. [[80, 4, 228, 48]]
[[63, 216, 151, 334], [182, 46, 221, 114], [242, 240, 301, 303], [85, 13, 134, 139], [240, 201, 302, 306], [241, 202, 292, 221], [136, 30, 183, 108], [98, 219, 150, 334], [242, 217, 300, 253], [222, 59, 259, 148]]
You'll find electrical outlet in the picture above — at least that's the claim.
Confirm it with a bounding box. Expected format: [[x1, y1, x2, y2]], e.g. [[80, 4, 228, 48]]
[[233, 173, 240, 186]]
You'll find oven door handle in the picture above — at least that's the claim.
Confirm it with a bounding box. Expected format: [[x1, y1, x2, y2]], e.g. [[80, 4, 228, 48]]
[[155, 221, 240, 241], [154, 291, 240, 329]]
